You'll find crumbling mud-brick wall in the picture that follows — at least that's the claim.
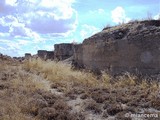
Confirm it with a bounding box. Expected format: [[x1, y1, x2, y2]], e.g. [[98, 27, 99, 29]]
[[37, 50, 54, 60], [14, 57, 25, 62], [73, 20, 160, 75], [25, 53, 31, 60], [54, 43, 74, 60], [46, 51, 54, 60], [37, 50, 48, 60], [72, 44, 84, 68]]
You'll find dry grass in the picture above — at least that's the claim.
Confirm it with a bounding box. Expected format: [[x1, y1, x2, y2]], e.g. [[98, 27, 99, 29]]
[[23, 58, 99, 87], [23, 58, 160, 92], [0, 60, 50, 120], [23, 58, 160, 113], [11, 71, 50, 92], [0, 57, 86, 120], [85, 100, 102, 114], [1, 57, 159, 120], [0, 90, 35, 120]]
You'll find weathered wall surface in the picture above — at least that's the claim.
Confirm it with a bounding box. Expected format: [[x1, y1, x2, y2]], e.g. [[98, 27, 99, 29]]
[[38, 50, 47, 60], [72, 44, 83, 68], [37, 50, 54, 60], [46, 51, 54, 60], [73, 20, 160, 75], [25, 53, 31, 59], [54, 43, 74, 60]]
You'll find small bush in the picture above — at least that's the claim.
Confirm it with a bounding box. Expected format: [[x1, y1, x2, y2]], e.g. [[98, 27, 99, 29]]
[[107, 104, 123, 116], [85, 101, 102, 114], [38, 107, 57, 120]]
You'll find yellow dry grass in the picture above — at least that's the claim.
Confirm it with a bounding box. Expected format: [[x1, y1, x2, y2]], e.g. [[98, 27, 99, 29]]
[[23, 58, 99, 87], [23, 58, 160, 92], [0, 61, 49, 120], [0, 57, 159, 120], [11, 71, 49, 92], [0, 90, 35, 120]]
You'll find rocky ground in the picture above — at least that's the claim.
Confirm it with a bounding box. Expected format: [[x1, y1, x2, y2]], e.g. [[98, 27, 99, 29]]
[[0, 56, 159, 120]]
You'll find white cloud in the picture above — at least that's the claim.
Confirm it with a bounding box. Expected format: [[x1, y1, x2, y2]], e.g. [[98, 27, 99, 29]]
[[98, 9, 105, 14], [0, 39, 21, 51], [0, 0, 79, 57], [80, 24, 100, 40], [44, 45, 54, 51], [5, 0, 17, 6], [111, 6, 131, 24], [0, 39, 34, 56], [0, 15, 17, 26], [89, 8, 105, 14], [0, 15, 41, 39], [0, 0, 77, 36], [39, 0, 76, 20], [0, 0, 78, 57], [17, 40, 30, 45], [0, 32, 9, 37], [0, 46, 6, 50], [154, 14, 160, 20]]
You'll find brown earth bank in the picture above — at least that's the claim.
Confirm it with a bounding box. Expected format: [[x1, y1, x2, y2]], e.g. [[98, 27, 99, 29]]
[[0, 54, 159, 120]]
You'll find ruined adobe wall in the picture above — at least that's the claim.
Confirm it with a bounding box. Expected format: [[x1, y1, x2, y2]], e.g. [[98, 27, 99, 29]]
[[73, 20, 160, 75], [46, 51, 54, 60], [25, 53, 31, 59], [37, 50, 47, 60], [54, 43, 74, 60], [72, 44, 83, 68], [37, 50, 54, 60]]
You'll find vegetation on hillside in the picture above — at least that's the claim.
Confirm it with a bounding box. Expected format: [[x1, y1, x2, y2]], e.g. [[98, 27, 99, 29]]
[[0, 57, 159, 120], [23, 58, 160, 119]]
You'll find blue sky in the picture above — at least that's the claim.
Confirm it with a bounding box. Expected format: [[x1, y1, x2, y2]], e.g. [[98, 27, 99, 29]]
[[0, 0, 159, 57]]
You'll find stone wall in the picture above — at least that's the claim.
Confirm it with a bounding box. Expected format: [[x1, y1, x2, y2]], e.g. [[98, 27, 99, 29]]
[[73, 20, 160, 75], [72, 44, 84, 68], [25, 53, 31, 59], [37, 50, 54, 60], [37, 50, 47, 60], [46, 51, 54, 60], [54, 43, 74, 60]]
